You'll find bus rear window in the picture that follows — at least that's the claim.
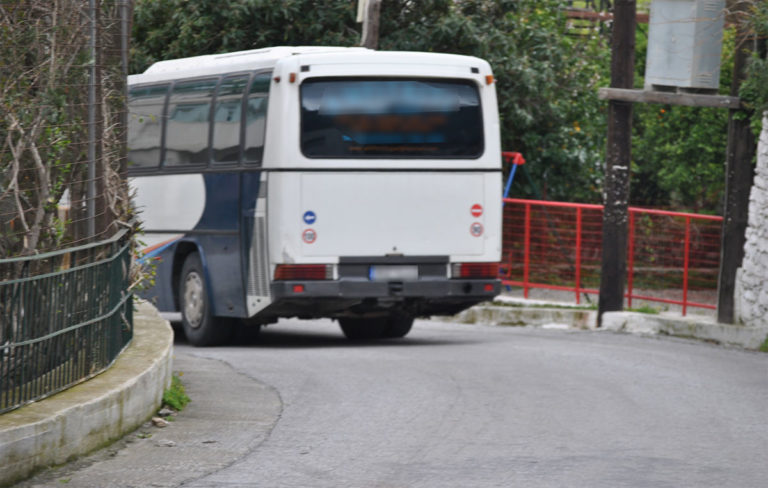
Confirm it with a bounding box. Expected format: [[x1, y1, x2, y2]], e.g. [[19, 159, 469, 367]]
[[301, 78, 483, 159]]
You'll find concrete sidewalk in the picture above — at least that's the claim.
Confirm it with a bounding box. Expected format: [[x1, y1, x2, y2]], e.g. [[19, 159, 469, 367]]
[[12, 352, 282, 488], [0, 301, 174, 487]]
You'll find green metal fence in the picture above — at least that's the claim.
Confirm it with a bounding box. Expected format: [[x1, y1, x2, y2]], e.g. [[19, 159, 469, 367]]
[[0, 228, 133, 414]]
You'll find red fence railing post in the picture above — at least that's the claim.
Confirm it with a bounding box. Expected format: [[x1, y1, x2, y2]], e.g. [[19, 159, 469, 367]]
[[575, 207, 582, 304], [627, 210, 635, 309], [523, 202, 531, 299], [683, 216, 690, 316]]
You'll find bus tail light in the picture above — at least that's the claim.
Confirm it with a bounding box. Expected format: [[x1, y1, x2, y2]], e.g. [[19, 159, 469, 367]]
[[274, 264, 333, 280], [452, 262, 499, 279]]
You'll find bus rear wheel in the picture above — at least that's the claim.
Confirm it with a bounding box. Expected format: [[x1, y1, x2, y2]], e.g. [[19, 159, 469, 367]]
[[180, 252, 233, 347], [338, 318, 387, 341], [382, 315, 414, 339]]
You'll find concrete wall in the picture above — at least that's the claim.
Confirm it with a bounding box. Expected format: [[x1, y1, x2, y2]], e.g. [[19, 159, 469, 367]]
[[0, 301, 173, 487], [735, 115, 768, 328]]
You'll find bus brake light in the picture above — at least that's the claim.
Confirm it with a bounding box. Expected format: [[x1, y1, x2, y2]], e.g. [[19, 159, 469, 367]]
[[452, 262, 499, 279], [274, 264, 333, 280]]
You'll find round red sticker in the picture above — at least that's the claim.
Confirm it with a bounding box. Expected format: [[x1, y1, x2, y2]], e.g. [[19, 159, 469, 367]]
[[470, 222, 484, 237], [471, 204, 483, 218], [302, 229, 317, 244]]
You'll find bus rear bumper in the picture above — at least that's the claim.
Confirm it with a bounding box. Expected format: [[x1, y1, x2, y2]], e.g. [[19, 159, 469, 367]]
[[264, 279, 501, 319]]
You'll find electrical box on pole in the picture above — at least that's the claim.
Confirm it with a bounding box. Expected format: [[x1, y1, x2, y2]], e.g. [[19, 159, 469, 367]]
[[644, 0, 726, 92]]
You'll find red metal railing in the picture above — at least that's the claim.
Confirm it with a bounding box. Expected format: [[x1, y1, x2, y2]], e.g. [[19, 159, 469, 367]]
[[501, 198, 723, 315]]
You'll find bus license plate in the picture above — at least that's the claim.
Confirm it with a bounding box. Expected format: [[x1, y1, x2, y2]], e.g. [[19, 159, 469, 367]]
[[369, 265, 418, 282]]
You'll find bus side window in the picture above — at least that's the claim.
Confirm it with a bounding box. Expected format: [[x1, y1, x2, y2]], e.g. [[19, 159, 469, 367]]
[[212, 75, 249, 164], [164, 78, 218, 168], [127, 83, 169, 170], [243, 73, 271, 165]]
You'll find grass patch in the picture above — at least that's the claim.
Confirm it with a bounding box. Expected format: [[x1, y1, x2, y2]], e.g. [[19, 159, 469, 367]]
[[628, 305, 660, 315], [162, 373, 190, 411], [760, 336, 768, 353]]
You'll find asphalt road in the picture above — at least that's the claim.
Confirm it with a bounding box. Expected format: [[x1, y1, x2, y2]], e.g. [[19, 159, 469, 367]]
[[19, 318, 768, 487]]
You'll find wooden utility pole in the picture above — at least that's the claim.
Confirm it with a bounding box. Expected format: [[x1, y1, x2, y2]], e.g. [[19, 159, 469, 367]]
[[359, 0, 381, 49], [717, 1, 756, 324], [597, 0, 636, 326]]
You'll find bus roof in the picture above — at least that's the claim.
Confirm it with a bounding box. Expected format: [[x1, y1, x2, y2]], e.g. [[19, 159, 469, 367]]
[[129, 47, 491, 86], [143, 46, 366, 75]]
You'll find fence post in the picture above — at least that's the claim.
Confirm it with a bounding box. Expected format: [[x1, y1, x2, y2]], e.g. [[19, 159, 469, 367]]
[[87, 0, 97, 239], [575, 207, 582, 304], [524, 202, 531, 299], [683, 216, 691, 316], [627, 210, 635, 309]]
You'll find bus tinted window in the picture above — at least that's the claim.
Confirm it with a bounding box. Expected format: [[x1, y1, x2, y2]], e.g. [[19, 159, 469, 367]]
[[243, 73, 270, 164], [128, 84, 169, 169], [165, 78, 218, 167], [212, 75, 249, 164], [300, 79, 483, 159]]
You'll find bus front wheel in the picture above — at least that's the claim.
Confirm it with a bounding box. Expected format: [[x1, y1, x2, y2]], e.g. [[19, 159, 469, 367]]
[[180, 253, 233, 346]]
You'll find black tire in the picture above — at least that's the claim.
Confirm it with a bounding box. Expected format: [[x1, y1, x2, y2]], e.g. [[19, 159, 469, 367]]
[[338, 318, 387, 341], [179, 253, 233, 346], [233, 321, 262, 344], [382, 315, 414, 339]]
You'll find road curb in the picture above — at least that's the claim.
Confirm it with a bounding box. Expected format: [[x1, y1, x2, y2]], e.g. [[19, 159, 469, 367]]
[[601, 311, 768, 349], [448, 301, 768, 350], [0, 301, 173, 487], [446, 304, 597, 329]]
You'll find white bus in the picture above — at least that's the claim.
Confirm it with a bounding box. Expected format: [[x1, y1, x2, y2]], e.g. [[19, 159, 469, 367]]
[[129, 46, 501, 346]]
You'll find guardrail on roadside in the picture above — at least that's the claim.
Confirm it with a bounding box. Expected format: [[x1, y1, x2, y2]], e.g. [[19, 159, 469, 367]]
[[0, 228, 133, 414], [501, 198, 723, 315]]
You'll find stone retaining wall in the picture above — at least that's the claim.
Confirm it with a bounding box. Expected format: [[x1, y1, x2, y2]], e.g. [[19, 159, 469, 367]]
[[736, 115, 768, 328]]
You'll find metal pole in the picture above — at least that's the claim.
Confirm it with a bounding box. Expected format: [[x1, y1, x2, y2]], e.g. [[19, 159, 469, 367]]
[[87, 0, 97, 239]]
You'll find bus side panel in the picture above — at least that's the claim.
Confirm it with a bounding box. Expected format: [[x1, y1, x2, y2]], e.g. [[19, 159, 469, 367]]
[[132, 172, 251, 318], [240, 171, 272, 317], [137, 242, 178, 312], [192, 233, 244, 317], [195, 173, 246, 318]]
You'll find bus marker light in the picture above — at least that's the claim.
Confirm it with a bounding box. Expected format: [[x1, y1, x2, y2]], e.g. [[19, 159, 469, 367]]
[[484, 284, 494, 292], [485, 75, 494, 85], [273, 76, 281, 83], [293, 284, 305, 293], [289, 72, 297, 83]]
